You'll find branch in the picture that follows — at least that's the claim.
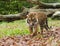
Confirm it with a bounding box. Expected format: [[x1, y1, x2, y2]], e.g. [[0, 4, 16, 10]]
[[27, 0, 60, 8], [0, 7, 29, 22]]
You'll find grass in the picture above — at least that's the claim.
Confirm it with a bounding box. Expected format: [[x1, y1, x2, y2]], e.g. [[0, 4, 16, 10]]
[[0, 18, 60, 38], [48, 18, 60, 27]]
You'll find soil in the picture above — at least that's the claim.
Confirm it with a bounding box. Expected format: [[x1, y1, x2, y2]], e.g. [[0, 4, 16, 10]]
[[0, 27, 60, 46]]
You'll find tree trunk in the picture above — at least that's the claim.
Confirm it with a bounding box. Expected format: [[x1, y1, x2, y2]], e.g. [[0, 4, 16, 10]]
[[0, 7, 60, 22], [39, 2, 60, 8], [27, 0, 60, 8], [0, 13, 26, 22], [0, 7, 29, 22]]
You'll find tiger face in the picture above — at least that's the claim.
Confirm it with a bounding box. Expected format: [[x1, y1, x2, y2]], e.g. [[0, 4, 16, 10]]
[[27, 12, 38, 27]]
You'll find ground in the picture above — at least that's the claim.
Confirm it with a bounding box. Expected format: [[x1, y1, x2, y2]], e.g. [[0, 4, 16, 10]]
[[0, 18, 60, 46], [0, 27, 60, 46]]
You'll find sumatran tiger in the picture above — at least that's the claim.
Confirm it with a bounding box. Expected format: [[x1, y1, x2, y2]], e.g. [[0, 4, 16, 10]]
[[27, 12, 49, 36]]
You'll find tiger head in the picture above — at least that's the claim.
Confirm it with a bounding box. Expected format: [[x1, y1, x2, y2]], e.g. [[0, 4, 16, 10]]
[[27, 12, 38, 27]]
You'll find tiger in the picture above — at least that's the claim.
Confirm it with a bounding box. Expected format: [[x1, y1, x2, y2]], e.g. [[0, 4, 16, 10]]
[[27, 12, 49, 36]]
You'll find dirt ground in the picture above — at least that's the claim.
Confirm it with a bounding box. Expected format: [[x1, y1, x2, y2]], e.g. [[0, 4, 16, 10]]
[[0, 27, 60, 46]]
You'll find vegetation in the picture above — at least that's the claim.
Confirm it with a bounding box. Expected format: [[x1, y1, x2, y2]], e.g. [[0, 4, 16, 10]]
[[0, 18, 59, 38], [0, 0, 59, 37], [0, 0, 33, 14], [0, 0, 60, 46], [0, 0, 60, 15]]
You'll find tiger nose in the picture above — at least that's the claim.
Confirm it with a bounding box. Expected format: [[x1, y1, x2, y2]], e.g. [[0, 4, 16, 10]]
[[30, 23, 34, 26]]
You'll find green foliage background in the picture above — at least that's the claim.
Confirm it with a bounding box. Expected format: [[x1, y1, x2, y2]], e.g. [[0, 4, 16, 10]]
[[0, 0, 32, 14], [0, 0, 60, 15]]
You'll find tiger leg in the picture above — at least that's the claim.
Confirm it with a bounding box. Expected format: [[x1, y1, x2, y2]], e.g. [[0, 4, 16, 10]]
[[33, 24, 38, 36], [40, 23, 44, 35], [29, 26, 33, 34], [45, 18, 49, 30], [40, 26, 44, 35]]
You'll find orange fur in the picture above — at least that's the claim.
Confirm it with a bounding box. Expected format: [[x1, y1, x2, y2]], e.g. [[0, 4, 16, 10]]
[[27, 12, 49, 36]]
